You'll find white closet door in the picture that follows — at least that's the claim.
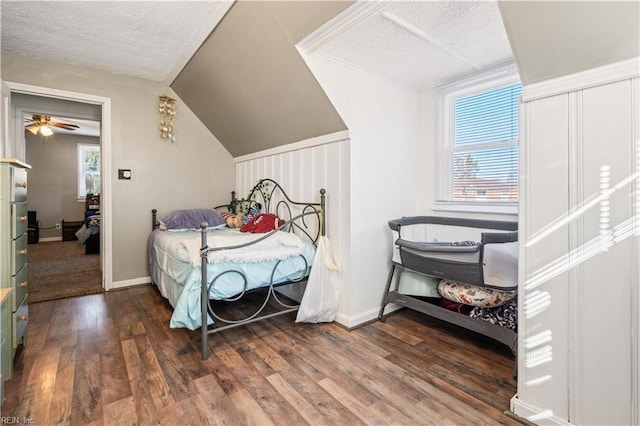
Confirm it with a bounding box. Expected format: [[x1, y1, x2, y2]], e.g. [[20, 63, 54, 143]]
[[519, 93, 570, 420]]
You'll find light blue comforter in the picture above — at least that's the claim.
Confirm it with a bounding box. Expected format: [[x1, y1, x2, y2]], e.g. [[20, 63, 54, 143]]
[[149, 228, 315, 330]]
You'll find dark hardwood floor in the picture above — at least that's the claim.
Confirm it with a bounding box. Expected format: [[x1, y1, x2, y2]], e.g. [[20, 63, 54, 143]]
[[2, 284, 522, 425]]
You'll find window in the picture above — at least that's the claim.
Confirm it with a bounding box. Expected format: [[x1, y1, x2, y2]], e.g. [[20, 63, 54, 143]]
[[77, 143, 100, 199], [438, 68, 522, 211]]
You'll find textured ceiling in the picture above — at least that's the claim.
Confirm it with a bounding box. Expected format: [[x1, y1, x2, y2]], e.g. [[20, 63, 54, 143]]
[[1, 0, 232, 83], [5, 1, 635, 156], [309, 0, 515, 89]]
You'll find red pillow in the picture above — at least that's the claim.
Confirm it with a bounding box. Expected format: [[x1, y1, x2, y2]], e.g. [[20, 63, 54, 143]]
[[240, 214, 284, 233]]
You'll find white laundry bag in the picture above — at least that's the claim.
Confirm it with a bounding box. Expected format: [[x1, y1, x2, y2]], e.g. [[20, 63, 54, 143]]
[[296, 236, 340, 323]]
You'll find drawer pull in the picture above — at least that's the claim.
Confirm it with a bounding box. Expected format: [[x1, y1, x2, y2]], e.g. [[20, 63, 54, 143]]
[[19, 248, 28, 255], [19, 315, 27, 321], [20, 215, 28, 221], [16, 182, 27, 189], [20, 281, 27, 288]]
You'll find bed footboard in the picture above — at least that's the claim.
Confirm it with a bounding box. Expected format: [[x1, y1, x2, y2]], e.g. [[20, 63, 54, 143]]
[[199, 179, 326, 360], [150, 179, 326, 360]]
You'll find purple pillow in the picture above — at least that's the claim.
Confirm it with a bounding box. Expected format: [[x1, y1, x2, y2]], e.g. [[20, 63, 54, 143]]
[[160, 209, 225, 230]]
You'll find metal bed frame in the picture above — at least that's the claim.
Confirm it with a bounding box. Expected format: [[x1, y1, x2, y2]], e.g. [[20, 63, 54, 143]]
[[152, 179, 326, 360]]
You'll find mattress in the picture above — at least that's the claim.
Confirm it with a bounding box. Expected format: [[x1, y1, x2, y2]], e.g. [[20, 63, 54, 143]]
[[148, 228, 315, 330]]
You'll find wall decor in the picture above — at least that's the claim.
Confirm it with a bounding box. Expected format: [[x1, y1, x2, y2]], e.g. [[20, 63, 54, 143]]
[[158, 95, 176, 141]]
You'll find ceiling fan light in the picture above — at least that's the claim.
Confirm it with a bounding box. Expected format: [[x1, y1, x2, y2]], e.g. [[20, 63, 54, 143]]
[[40, 125, 53, 137], [26, 126, 39, 135]]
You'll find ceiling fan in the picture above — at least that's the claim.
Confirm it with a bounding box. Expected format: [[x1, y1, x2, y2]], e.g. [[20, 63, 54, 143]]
[[24, 114, 80, 136]]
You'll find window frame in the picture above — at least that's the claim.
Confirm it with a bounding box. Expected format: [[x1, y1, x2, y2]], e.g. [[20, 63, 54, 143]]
[[436, 66, 521, 215], [77, 143, 101, 201]]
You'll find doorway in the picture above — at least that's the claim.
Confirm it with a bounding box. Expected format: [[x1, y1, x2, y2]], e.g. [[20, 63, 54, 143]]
[[22, 107, 102, 301], [6, 81, 113, 291]]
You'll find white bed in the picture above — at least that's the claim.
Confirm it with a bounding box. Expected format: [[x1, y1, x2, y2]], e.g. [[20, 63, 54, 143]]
[[149, 178, 326, 360]]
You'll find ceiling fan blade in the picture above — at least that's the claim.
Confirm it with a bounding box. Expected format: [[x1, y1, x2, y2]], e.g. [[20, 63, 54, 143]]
[[51, 122, 80, 130]]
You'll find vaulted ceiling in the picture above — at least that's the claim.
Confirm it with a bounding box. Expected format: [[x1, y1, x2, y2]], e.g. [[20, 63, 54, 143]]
[[170, 1, 353, 157], [2, 1, 639, 156]]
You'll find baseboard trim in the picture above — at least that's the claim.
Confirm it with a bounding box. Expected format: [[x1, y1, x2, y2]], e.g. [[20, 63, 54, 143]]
[[39, 237, 62, 242], [510, 395, 571, 425], [335, 303, 403, 329], [109, 276, 151, 290]]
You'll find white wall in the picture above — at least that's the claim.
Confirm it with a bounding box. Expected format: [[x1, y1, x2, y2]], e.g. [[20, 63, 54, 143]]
[[301, 53, 514, 325], [417, 88, 439, 213], [232, 49, 430, 326], [25, 133, 100, 239], [2, 52, 235, 286], [1, 81, 9, 158], [296, 53, 427, 325]]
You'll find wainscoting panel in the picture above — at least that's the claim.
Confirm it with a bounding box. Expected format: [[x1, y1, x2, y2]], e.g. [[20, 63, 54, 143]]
[[234, 133, 350, 317], [514, 59, 640, 425], [518, 93, 571, 422], [574, 78, 634, 424]]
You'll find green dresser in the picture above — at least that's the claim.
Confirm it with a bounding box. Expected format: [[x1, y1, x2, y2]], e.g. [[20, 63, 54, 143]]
[[0, 288, 11, 405], [0, 159, 30, 389]]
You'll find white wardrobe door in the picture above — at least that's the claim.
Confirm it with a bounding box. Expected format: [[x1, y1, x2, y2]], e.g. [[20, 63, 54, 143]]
[[519, 93, 570, 420], [573, 79, 633, 425]]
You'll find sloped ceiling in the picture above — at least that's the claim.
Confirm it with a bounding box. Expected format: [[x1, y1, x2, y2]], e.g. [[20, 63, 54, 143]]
[[498, 0, 640, 85], [171, 1, 352, 157]]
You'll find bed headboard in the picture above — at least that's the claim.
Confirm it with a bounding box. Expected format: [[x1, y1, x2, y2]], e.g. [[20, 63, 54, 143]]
[[219, 178, 326, 243], [152, 178, 326, 243]]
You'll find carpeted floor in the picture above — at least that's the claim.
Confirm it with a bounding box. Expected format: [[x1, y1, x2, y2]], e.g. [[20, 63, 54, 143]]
[[28, 240, 102, 303]]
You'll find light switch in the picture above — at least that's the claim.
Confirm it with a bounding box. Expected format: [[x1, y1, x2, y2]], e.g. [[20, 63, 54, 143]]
[[118, 169, 132, 180]]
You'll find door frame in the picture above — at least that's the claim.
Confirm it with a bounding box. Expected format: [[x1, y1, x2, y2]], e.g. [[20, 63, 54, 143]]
[[6, 81, 113, 290]]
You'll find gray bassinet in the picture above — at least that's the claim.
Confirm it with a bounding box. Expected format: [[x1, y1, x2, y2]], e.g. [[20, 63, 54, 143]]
[[391, 216, 518, 290], [379, 216, 519, 357]]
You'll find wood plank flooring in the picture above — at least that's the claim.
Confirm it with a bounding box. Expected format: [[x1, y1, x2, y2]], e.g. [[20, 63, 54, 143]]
[[2, 285, 522, 425]]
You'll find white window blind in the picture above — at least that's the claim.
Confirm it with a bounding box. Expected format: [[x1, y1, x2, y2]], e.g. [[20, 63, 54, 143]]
[[439, 70, 522, 208]]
